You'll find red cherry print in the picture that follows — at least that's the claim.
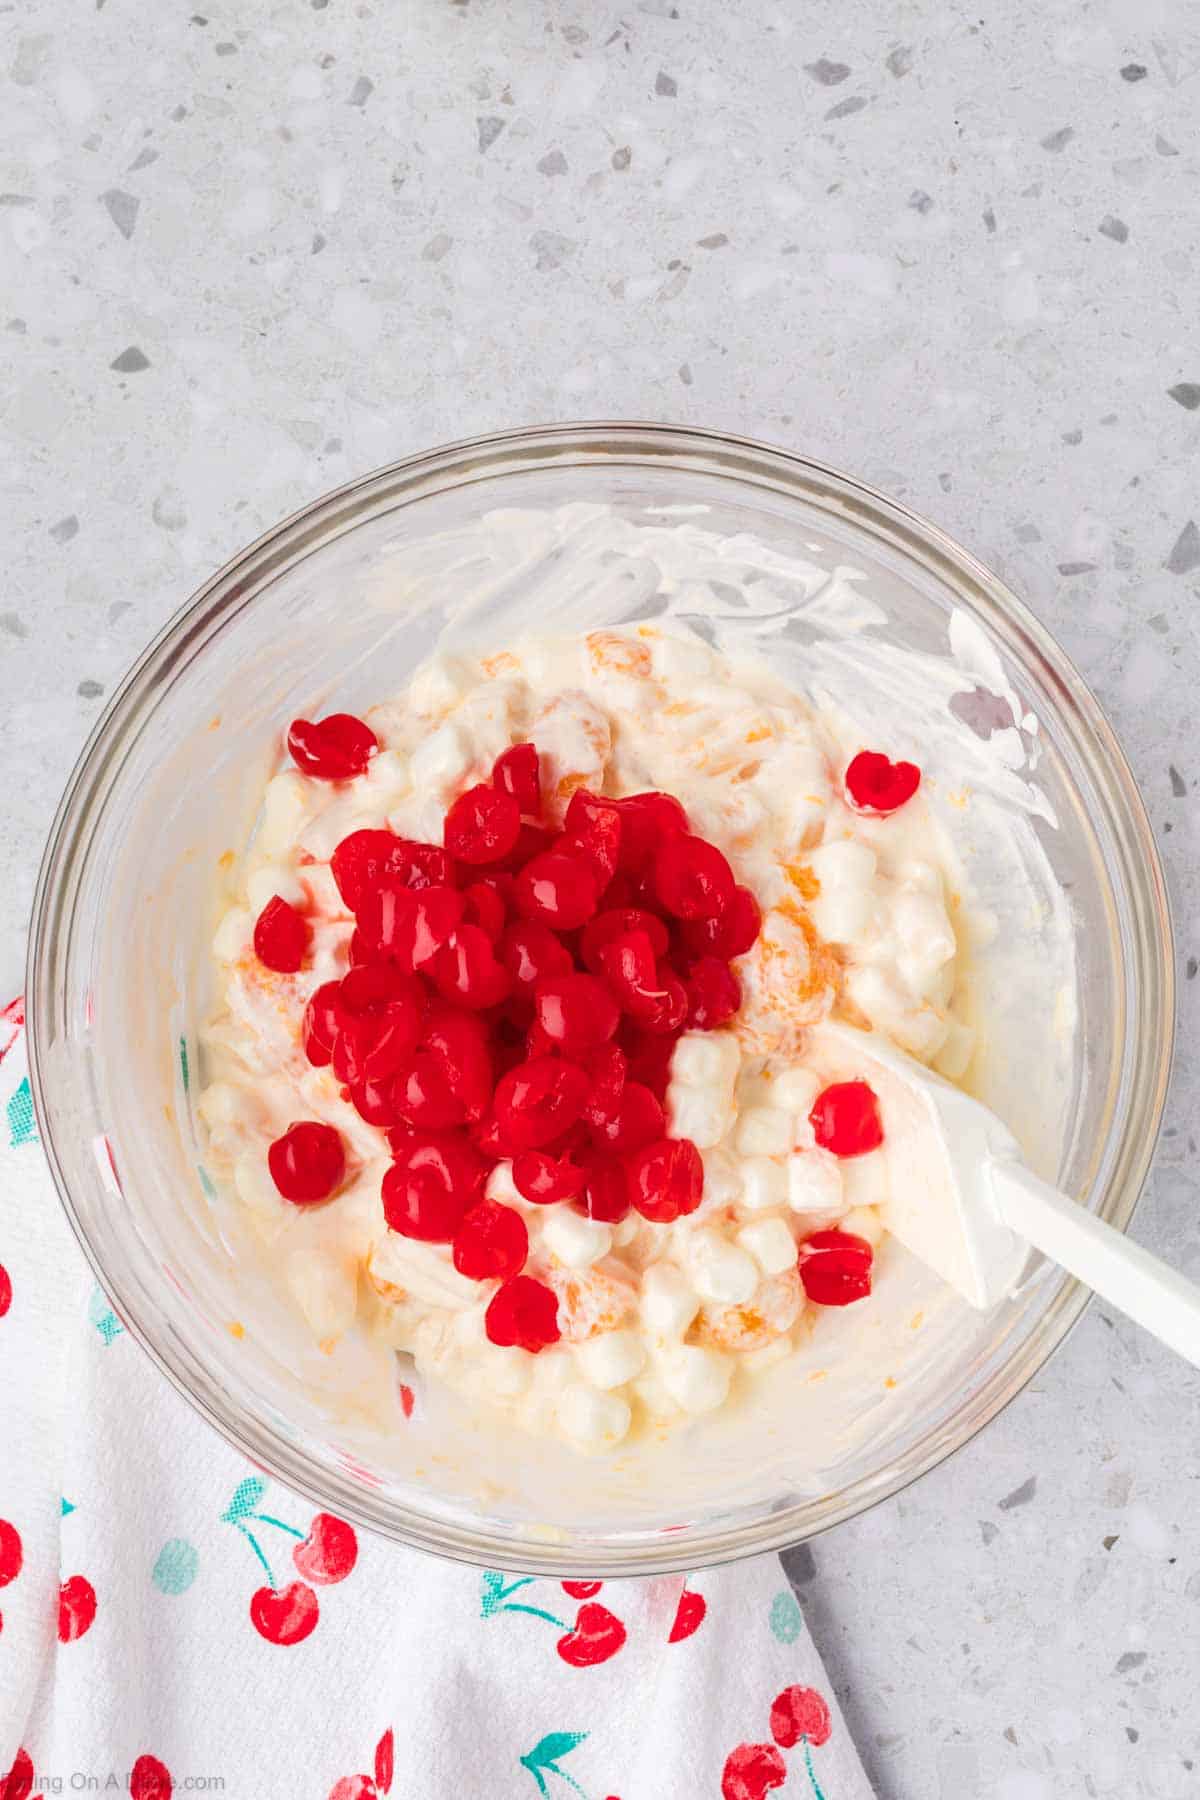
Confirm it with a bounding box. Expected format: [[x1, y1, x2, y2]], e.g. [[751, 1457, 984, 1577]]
[[444, 783, 522, 866], [581, 1042, 628, 1129], [616, 791, 689, 871], [655, 833, 735, 921], [512, 1149, 587, 1205], [331, 830, 455, 910], [253, 895, 310, 973], [797, 1229, 874, 1307], [680, 884, 762, 960], [492, 1056, 589, 1149], [293, 1513, 358, 1586], [720, 1743, 787, 1800], [515, 850, 600, 930], [534, 973, 620, 1053], [484, 1274, 561, 1352], [327, 1780, 375, 1800], [580, 1156, 631, 1224], [590, 1081, 664, 1155], [453, 1200, 529, 1281], [461, 879, 508, 940], [434, 925, 512, 1010], [499, 919, 575, 997], [493, 742, 542, 814], [129, 1754, 173, 1800], [58, 1573, 97, 1642], [684, 957, 742, 1030], [0, 1262, 10, 1319], [375, 1727, 395, 1794], [383, 1133, 485, 1242], [769, 1683, 833, 1749], [268, 1122, 345, 1204], [302, 981, 343, 1067], [809, 1080, 884, 1157], [1, 1749, 33, 1800], [627, 1137, 704, 1223], [555, 1601, 627, 1667], [288, 714, 378, 780], [580, 907, 669, 975], [562, 1579, 603, 1599], [250, 1579, 319, 1645], [844, 749, 921, 815], [563, 790, 623, 885], [0, 1520, 22, 1587], [668, 1586, 706, 1642]]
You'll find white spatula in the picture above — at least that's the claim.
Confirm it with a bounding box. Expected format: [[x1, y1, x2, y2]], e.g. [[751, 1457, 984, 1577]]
[[810, 1021, 1200, 1369]]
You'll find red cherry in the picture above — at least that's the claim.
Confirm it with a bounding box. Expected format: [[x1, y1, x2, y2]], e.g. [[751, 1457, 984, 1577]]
[[720, 1743, 787, 1800], [562, 1579, 603, 1599], [598, 929, 660, 1012], [515, 850, 599, 930], [129, 1756, 173, 1800], [331, 830, 455, 909], [556, 1601, 627, 1666], [433, 924, 512, 1009], [253, 895, 310, 973], [499, 819, 554, 871], [302, 981, 343, 1067], [581, 1042, 628, 1129], [590, 1081, 664, 1155], [453, 1200, 529, 1281], [845, 749, 921, 815], [493, 742, 542, 815], [484, 1274, 561, 1351], [391, 1052, 464, 1129], [492, 1056, 589, 1150], [655, 833, 735, 921], [620, 1026, 677, 1103], [617, 791, 689, 870], [268, 1122, 345, 1204], [499, 919, 575, 997], [684, 957, 742, 1029], [627, 1137, 703, 1223], [250, 1580, 319, 1645], [563, 789, 623, 885], [797, 1229, 874, 1307], [580, 1156, 631, 1223], [349, 1075, 403, 1128], [534, 973, 620, 1054], [512, 1149, 587, 1204], [333, 967, 426, 1084], [2, 1749, 34, 1800], [640, 968, 688, 1036], [374, 1728, 395, 1795], [680, 884, 762, 960], [0, 1520, 22, 1587], [668, 1586, 706, 1642], [354, 883, 465, 971], [580, 907, 670, 975], [288, 713, 378, 781], [461, 878, 509, 940], [292, 1513, 358, 1586], [0, 1262, 10, 1319], [769, 1684, 833, 1749], [421, 1006, 494, 1122], [58, 1573, 97, 1642], [809, 1080, 884, 1157], [444, 783, 521, 866], [383, 1133, 485, 1241]]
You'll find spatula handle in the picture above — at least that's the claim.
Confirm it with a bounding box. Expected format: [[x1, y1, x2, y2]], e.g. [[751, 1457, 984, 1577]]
[[988, 1158, 1200, 1370]]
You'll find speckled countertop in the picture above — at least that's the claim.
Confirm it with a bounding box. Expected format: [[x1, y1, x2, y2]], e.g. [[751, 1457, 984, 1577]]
[[3, 3, 1199, 1795]]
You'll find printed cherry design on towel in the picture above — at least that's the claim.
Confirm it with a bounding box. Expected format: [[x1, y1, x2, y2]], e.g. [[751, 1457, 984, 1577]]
[[129, 1755, 173, 1800], [561, 1579, 603, 1599], [720, 1743, 787, 1800], [480, 1570, 626, 1668], [221, 1477, 356, 1644], [769, 1685, 832, 1750], [325, 1726, 394, 1800], [292, 1512, 358, 1585], [0, 1520, 22, 1587], [0, 1262, 11, 1320], [1, 1748, 34, 1800], [58, 1574, 97, 1642], [722, 1679, 835, 1800], [667, 1585, 706, 1642]]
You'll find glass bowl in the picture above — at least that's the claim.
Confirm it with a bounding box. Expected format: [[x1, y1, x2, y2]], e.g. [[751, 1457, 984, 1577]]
[[27, 424, 1173, 1574]]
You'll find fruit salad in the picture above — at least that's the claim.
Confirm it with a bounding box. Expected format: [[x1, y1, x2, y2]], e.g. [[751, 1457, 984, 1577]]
[[199, 627, 968, 1452]]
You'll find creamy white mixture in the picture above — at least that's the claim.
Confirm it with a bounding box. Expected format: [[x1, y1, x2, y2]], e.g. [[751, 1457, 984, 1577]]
[[199, 626, 973, 1454]]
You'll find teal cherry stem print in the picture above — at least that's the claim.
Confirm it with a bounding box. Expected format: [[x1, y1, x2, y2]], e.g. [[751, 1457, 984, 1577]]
[[480, 1572, 627, 1668], [221, 1479, 358, 1644], [519, 1731, 589, 1798]]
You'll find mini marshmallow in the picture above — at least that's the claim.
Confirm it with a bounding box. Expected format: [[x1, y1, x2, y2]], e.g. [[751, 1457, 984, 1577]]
[[840, 1203, 886, 1249], [409, 721, 473, 802], [197, 1080, 262, 1133], [893, 890, 957, 994], [298, 792, 378, 861], [787, 1149, 845, 1218], [574, 1328, 646, 1390], [806, 838, 878, 890], [769, 1066, 820, 1117], [657, 1344, 732, 1415], [739, 1156, 790, 1212], [246, 861, 308, 915], [686, 1228, 759, 1304], [557, 1383, 632, 1452], [284, 1249, 358, 1343], [640, 1262, 700, 1340], [409, 653, 476, 717], [541, 1208, 613, 1270], [213, 905, 252, 963], [259, 770, 315, 856], [668, 1082, 735, 1150], [934, 1017, 976, 1080], [651, 630, 716, 682], [671, 1030, 742, 1091], [736, 1217, 798, 1276], [479, 1344, 534, 1398], [735, 1105, 795, 1159]]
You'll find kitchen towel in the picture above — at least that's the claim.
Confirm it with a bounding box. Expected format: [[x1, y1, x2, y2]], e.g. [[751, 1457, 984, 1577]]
[[0, 1000, 873, 1800]]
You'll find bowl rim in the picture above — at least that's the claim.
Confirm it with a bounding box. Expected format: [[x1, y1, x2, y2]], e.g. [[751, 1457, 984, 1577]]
[[26, 420, 1176, 1573]]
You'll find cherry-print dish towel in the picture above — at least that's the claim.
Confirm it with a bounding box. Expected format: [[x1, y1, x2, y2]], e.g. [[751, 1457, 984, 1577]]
[[0, 1000, 874, 1800]]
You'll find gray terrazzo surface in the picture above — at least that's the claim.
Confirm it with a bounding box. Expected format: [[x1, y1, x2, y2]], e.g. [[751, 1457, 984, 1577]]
[[3, 3, 1199, 1794]]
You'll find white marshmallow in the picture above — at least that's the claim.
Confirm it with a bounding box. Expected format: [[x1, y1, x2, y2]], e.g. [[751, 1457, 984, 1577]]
[[651, 630, 715, 682], [574, 1328, 646, 1390], [769, 1066, 820, 1116], [739, 1156, 790, 1212], [557, 1383, 632, 1452], [640, 1262, 700, 1340], [934, 1018, 976, 1080], [685, 1228, 759, 1304], [197, 1080, 262, 1133], [233, 1148, 285, 1222], [787, 1149, 845, 1218], [657, 1344, 732, 1414], [479, 1344, 534, 1398], [246, 861, 308, 915], [735, 1105, 795, 1158], [213, 905, 252, 962], [409, 653, 476, 717], [259, 770, 315, 856], [736, 1217, 798, 1276], [368, 1233, 482, 1310], [298, 793, 378, 861], [668, 1082, 735, 1150], [671, 1030, 742, 1091], [409, 721, 473, 802], [840, 1203, 886, 1249], [893, 890, 957, 994], [806, 838, 878, 890], [284, 1248, 358, 1343], [541, 1208, 613, 1270]]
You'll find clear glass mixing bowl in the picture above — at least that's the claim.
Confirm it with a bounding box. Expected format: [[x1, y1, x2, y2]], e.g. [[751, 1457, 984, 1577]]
[[27, 424, 1173, 1574]]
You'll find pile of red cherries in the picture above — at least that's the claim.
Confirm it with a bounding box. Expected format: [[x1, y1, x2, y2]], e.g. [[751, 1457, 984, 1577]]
[[253, 712, 909, 1351]]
